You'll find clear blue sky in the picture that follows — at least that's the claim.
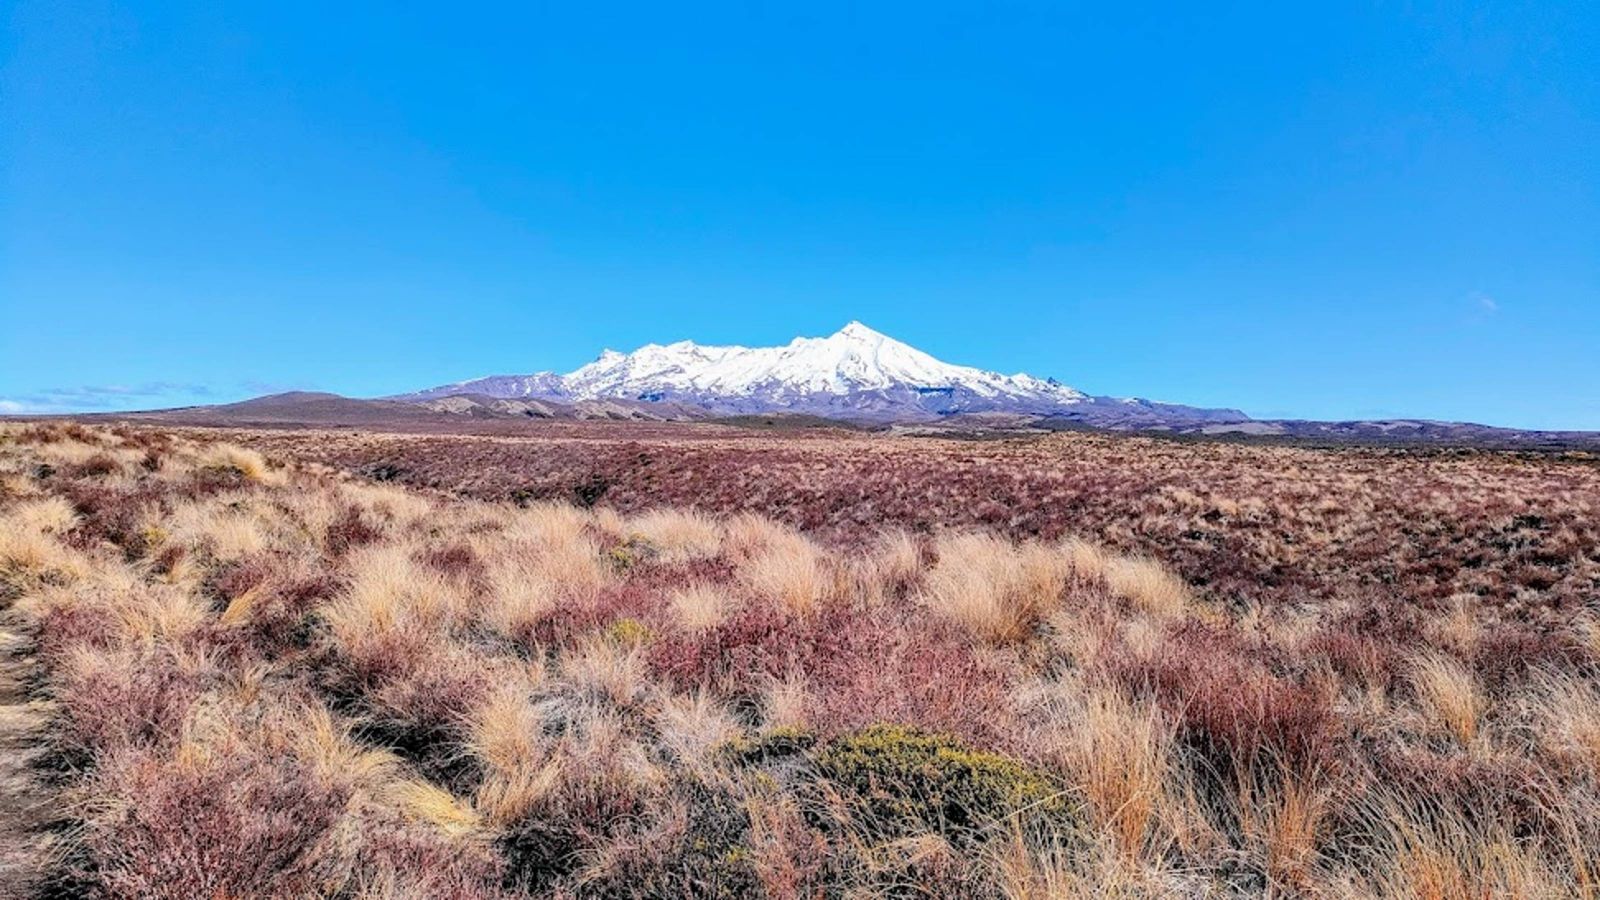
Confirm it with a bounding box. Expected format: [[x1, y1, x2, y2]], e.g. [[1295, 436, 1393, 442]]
[[3, 2, 1597, 428]]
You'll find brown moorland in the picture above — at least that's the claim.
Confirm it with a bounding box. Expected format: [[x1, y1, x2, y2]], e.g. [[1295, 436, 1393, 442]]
[[228, 423, 1600, 622], [1, 421, 1598, 897]]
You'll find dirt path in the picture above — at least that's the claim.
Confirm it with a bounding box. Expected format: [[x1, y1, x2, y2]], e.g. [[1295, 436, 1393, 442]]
[[0, 609, 54, 899]]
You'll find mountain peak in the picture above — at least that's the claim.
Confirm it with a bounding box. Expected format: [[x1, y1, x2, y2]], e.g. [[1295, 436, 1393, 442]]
[[832, 321, 885, 341], [400, 323, 1247, 426], [545, 323, 1097, 414]]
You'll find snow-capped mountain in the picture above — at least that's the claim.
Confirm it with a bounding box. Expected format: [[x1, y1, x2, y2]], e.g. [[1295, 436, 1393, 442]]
[[406, 371, 571, 401], [400, 322, 1247, 426]]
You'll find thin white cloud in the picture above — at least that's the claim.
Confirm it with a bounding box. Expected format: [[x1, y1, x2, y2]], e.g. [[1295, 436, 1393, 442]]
[[1460, 291, 1502, 327], [0, 380, 316, 415], [2, 382, 216, 412]]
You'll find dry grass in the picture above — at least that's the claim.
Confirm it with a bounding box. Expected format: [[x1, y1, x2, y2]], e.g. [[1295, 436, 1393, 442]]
[[3, 421, 1599, 898], [382, 777, 482, 838], [627, 508, 723, 563], [736, 521, 826, 616], [325, 543, 463, 657], [10, 496, 78, 534], [466, 681, 545, 779], [165, 499, 268, 562], [667, 581, 734, 632], [1103, 555, 1190, 620], [655, 690, 741, 769], [1411, 651, 1486, 745], [197, 442, 282, 485], [1533, 670, 1600, 778], [1058, 686, 1171, 860], [1232, 766, 1332, 890], [1362, 792, 1592, 900], [921, 533, 1068, 644]]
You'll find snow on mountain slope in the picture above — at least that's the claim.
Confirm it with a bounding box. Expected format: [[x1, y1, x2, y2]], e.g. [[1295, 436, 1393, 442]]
[[398, 322, 1246, 425], [403, 372, 571, 402], [563, 322, 1088, 404]]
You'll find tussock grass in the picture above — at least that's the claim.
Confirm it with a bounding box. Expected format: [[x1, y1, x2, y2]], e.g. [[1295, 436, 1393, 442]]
[[1411, 651, 1486, 745], [1532, 669, 1600, 778], [656, 690, 741, 769], [325, 543, 463, 653], [761, 673, 812, 731], [1059, 687, 1171, 860], [560, 635, 650, 709], [165, 499, 268, 562], [921, 533, 1069, 644], [197, 442, 282, 485], [382, 777, 482, 838], [1359, 791, 1592, 899], [667, 581, 734, 632], [4, 421, 1599, 897], [736, 521, 826, 615], [10, 496, 78, 534], [627, 508, 724, 563], [1103, 554, 1190, 619], [0, 526, 86, 581]]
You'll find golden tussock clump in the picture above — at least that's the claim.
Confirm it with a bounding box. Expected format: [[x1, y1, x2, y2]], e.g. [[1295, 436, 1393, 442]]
[[9, 496, 79, 535], [921, 533, 1069, 644], [326, 543, 464, 648], [1410, 651, 1485, 745], [626, 508, 724, 563], [667, 581, 735, 632], [197, 443, 283, 485], [1102, 555, 1191, 620], [732, 517, 827, 616], [1531, 669, 1600, 778]]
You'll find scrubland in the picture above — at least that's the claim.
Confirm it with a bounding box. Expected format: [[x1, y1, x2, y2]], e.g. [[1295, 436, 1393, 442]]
[[2, 421, 1599, 897]]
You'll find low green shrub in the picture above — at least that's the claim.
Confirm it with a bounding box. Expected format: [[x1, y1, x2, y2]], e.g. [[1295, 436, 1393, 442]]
[[721, 726, 817, 766], [814, 724, 1069, 844], [605, 617, 652, 647]]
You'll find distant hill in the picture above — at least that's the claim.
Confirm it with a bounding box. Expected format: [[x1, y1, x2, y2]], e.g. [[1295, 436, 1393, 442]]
[[106, 391, 707, 428]]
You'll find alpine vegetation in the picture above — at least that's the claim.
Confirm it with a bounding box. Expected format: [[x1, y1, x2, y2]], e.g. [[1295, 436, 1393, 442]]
[[3, 422, 1599, 897]]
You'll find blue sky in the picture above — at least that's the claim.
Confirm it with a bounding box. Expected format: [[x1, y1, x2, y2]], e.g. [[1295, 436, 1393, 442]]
[[3, 2, 1597, 428]]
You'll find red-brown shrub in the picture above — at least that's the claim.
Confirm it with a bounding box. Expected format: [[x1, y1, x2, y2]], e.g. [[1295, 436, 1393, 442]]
[[35, 602, 116, 664], [80, 747, 351, 899], [649, 599, 1016, 746], [324, 505, 382, 557], [498, 757, 653, 893], [207, 554, 274, 604], [1108, 622, 1339, 774], [60, 483, 156, 556], [1304, 629, 1403, 691], [358, 818, 508, 899], [324, 636, 493, 786], [243, 571, 342, 655], [66, 453, 122, 479], [1472, 625, 1585, 691], [418, 542, 488, 589], [56, 648, 207, 757]]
